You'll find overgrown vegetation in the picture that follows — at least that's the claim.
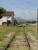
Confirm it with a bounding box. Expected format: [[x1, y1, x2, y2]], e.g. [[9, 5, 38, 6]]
[[0, 7, 6, 19], [0, 23, 37, 41], [0, 32, 5, 41]]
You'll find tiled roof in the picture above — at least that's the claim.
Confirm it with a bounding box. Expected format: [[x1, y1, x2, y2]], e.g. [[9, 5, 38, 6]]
[[1, 11, 14, 16]]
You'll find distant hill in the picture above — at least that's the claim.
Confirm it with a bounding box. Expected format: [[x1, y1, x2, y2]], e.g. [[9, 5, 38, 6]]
[[15, 16, 37, 23]]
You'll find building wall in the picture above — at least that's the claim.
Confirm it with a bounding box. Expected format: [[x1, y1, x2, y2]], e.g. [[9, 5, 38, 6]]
[[0, 11, 14, 25]]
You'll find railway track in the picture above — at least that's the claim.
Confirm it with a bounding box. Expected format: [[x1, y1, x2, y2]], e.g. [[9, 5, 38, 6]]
[[0, 25, 31, 50], [5, 26, 31, 50]]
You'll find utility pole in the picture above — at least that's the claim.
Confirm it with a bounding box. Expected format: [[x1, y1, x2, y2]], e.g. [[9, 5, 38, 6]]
[[37, 9, 38, 38]]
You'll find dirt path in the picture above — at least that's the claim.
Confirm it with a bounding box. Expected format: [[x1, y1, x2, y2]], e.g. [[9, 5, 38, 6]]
[[6, 32, 38, 50], [0, 32, 38, 50], [7, 32, 30, 50], [26, 32, 38, 50]]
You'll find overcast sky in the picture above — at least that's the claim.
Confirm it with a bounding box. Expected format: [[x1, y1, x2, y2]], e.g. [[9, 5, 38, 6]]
[[0, 0, 38, 20]]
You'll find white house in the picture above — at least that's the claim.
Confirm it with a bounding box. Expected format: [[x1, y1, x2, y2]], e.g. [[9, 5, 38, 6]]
[[0, 11, 14, 25]]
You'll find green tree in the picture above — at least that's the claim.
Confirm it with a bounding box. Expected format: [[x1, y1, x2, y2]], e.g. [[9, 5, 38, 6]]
[[0, 7, 6, 18]]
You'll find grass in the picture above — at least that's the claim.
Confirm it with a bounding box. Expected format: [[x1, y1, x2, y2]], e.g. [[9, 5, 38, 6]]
[[0, 32, 5, 41], [0, 23, 37, 41]]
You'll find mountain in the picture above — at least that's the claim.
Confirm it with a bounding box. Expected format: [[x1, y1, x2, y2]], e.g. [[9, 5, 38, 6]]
[[15, 16, 37, 22]]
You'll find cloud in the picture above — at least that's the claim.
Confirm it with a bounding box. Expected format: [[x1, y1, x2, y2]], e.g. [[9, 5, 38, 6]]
[[6, 7, 37, 20], [0, 0, 37, 20], [14, 8, 37, 20]]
